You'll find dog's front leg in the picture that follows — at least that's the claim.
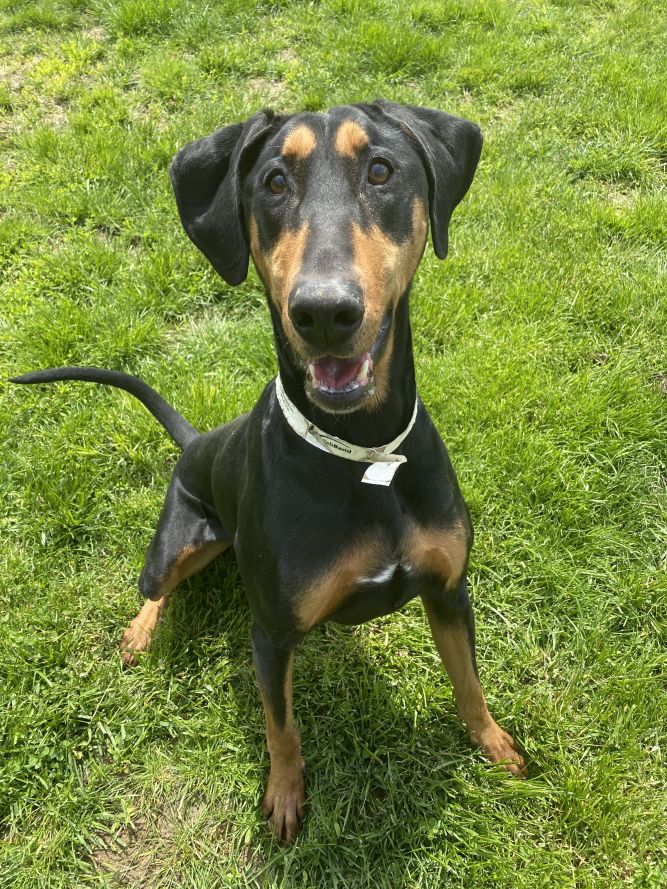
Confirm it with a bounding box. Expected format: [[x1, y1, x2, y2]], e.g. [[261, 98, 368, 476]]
[[251, 623, 304, 842], [421, 578, 525, 776]]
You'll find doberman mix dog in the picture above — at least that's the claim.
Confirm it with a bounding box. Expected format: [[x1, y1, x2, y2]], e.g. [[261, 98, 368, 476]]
[[12, 100, 524, 842]]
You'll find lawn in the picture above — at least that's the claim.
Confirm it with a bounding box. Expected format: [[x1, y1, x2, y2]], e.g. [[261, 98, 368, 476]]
[[1, 0, 666, 886]]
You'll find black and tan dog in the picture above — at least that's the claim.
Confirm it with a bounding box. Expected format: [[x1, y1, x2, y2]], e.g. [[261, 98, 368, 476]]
[[12, 100, 524, 842]]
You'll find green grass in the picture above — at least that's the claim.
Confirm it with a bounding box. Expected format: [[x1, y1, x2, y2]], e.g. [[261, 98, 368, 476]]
[[1, 0, 666, 885]]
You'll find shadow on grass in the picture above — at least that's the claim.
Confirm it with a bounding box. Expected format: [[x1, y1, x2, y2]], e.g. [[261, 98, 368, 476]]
[[131, 552, 489, 875]]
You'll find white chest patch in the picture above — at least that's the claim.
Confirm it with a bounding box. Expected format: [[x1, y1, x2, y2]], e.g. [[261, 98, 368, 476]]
[[357, 562, 413, 586]]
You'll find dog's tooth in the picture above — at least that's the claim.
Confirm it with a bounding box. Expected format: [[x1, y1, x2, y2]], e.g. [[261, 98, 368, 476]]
[[356, 357, 370, 385]]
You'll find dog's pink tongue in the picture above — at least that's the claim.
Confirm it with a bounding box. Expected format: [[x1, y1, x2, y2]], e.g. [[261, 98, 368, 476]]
[[312, 355, 366, 390]]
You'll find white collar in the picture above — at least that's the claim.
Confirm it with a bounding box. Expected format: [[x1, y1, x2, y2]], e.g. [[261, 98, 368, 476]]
[[274, 375, 419, 486]]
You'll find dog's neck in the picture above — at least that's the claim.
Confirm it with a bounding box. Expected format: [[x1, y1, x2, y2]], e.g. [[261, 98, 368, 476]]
[[271, 291, 417, 449]]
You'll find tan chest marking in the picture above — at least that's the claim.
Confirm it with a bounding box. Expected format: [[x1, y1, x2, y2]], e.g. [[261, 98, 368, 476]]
[[406, 523, 469, 591], [294, 521, 468, 633], [295, 538, 385, 632]]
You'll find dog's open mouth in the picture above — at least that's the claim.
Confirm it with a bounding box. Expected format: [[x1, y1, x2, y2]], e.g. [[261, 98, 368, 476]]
[[304, 311, 391, 411], [308, 354, 372, 396]]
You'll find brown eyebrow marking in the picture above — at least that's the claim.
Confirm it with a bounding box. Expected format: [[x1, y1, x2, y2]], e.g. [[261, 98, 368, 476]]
[[281, 124, 317, 159], [335, 119, 369, 156]]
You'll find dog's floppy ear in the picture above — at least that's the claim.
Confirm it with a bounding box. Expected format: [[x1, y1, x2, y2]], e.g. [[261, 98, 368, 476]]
[[169, 111, 277, 285], [372, 100, 483, 260]]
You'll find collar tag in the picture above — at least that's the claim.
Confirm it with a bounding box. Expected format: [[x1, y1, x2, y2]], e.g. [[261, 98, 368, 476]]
[[274, 376, 418, 486], [362, 460, 404, 486]]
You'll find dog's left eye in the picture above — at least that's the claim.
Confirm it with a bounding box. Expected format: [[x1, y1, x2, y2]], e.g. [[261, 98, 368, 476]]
[[267, 171, 287, 194], [368, 160, 392, 185]]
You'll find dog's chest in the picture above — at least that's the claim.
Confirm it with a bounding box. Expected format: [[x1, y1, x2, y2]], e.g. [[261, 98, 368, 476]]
[[294, 522, 467, 631], [329, 557, 421, 625]]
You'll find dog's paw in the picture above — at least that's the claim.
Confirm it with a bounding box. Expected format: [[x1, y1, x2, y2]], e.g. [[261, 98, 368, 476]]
[[118, 620, 152, 668], [261, 767, 305, 843], [474, 721, 526, 776], [118, 599, 164, 668]]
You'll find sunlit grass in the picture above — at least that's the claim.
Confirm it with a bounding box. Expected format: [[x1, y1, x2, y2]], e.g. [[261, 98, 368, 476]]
[[1, 0, 666, 886]]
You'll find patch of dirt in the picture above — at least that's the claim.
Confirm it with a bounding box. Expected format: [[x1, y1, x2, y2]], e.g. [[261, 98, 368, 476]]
[[1, 61, 28, 94], [91, 792, 264, 886], [248, 76, 288, 106], [128, 103, 171, 133], [0, 53, 47, 96], [93, 812, 158, 886], [487, 98, 523, 128], [0, 54, 71, 137], [602, 184, 637, 211]]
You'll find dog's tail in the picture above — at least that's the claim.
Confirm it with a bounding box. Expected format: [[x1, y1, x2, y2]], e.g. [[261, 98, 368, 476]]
[[10, 366, 198, 449]]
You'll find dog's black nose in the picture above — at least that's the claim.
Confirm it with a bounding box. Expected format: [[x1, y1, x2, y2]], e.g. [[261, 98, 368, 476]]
[[288, 280, 364, 350]]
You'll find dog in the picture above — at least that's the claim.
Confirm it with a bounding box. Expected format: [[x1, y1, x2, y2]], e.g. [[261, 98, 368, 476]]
[[12, 100, 525, 842]]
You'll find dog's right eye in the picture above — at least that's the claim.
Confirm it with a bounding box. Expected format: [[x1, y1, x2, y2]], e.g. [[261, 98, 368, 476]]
[[368, 159, 392, 185], [267, 171, 287, 194]]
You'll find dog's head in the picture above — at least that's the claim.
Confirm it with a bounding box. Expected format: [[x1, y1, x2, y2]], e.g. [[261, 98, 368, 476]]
[[170, 101, 482, 413]]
